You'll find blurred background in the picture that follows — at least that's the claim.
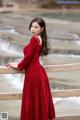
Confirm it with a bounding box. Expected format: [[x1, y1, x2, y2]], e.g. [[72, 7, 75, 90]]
[[0, 0, 80, 119]]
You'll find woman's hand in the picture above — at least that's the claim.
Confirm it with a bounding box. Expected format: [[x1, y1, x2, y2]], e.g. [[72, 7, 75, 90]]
[[6, 62, 18, 69]]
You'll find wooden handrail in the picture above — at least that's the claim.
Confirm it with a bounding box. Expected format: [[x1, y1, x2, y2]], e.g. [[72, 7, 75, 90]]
[[52, 89, 80, 98], [0, 66, 19, 74], [0, 92, 21, 100], [45, 63, 80, 72], [0, 89, 80, 100], [1, 62, 80, 74]]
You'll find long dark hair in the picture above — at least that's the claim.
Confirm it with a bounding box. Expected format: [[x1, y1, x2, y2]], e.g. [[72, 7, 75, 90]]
[[29, 17, 49, 56]]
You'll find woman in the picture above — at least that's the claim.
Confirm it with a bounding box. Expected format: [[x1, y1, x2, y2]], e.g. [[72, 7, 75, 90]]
[[8, 17, 55, 120]]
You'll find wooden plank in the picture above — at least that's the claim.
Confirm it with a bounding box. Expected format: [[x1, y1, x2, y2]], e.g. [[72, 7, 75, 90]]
[[52, 89, 80, 98], [44, 63, 80, 72], [8, 114, 80, 120], [56, 114, 80, 120], [0, 89, 80, 100], [0, 92, 21, 100], [1, 63, 80, 74], [0, 66, 19, 74]]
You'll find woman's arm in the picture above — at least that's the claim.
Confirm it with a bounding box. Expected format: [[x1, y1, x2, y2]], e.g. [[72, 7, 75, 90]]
[[17, 36, 38, 71]]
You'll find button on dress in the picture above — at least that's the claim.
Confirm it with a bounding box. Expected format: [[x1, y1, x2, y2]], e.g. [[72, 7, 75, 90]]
[[18, 36, 55, 120]]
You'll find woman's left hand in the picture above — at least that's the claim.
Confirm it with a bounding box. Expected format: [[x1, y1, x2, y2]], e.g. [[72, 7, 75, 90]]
[[6, 62, 18, 69]]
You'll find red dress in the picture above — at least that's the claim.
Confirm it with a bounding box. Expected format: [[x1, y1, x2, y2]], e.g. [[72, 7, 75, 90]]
[[18, 36, 55, 120]]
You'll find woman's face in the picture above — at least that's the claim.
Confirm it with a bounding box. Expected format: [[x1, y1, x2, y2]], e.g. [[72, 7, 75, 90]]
[[30, 22, 43, 36]]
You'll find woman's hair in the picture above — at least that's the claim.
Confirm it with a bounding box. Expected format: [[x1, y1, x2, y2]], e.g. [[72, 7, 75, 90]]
[[29, 17, 49, 56]]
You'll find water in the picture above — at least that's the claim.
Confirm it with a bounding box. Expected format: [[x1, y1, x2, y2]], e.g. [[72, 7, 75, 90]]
[[0, 25, 19, 35], [0, 27, 23, 55], [0, 28, 24, 90], [54, 96, 80, 104], [53, 96, 80, 116], [39, 12, 80, 22]]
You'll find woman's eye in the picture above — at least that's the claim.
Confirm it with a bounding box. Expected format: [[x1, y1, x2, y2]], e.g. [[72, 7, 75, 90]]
[[35, 26, 38, 29]]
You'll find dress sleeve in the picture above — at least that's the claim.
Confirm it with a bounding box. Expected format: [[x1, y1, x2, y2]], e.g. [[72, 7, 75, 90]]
[[18, 36, 37, 71]]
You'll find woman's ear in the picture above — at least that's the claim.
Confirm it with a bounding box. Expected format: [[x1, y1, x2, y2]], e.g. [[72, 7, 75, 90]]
[[41, 27, 44, 32]]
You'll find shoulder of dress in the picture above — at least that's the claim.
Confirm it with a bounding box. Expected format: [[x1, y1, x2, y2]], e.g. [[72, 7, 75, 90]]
[[30, 36, 38, 44], [30, 36, 42, 47], [31, 36, 42, 44], [31, 36, 38, 40]]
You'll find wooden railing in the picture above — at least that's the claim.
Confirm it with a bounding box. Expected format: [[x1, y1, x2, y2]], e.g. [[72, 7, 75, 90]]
[[0, 63, 80, 119]]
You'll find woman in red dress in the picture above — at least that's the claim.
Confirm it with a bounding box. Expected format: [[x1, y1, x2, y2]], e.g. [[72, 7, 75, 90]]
[[8, 17, 55, 120]]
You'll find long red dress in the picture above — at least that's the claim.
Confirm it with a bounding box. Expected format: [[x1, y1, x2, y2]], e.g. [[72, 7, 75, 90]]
[[18, 36, 55, 120]]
